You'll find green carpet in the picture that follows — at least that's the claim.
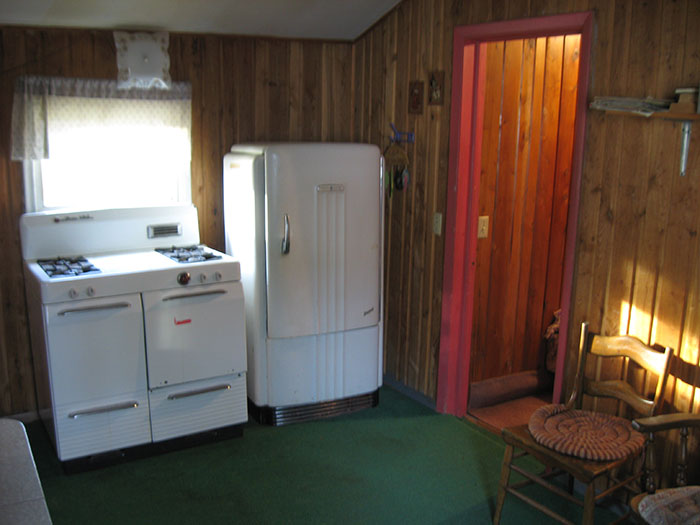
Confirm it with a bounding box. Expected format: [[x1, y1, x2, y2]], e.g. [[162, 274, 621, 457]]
[[25, 387, 620, 524]]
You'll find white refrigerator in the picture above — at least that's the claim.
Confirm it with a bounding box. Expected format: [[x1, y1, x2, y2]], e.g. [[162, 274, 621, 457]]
[[223, 143, 384, 425]]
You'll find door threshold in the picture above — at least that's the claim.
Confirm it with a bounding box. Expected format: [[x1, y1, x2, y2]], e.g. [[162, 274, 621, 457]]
[[467, 392, 551, 433]]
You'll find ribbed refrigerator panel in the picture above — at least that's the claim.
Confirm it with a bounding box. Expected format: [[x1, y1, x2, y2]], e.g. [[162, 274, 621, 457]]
[[316, 189, 345, 334], [149, 374, 247, 442], [54, 390, 151, 461], [315, 332, 345, 400]]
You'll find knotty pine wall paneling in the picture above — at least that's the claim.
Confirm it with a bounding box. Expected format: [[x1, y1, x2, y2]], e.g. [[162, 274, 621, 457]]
[[0, 27, 353, 416], [353, 0, 700, 481], [359, 0, 452, 399]]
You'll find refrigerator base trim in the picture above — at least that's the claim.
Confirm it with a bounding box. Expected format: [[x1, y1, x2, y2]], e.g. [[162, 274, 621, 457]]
[[248, 390, 379, 426]]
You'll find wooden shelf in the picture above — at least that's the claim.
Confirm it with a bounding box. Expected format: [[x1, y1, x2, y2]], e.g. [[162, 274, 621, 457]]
[[600, 109, 700, 121], [592, 101, 697, 176]]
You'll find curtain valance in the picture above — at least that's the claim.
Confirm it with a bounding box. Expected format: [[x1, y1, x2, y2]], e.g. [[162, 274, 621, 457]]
[[11, 76, 191, 161]]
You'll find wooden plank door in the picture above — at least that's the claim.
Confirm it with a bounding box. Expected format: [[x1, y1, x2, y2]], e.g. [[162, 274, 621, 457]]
[[469, 35, 581, 384]]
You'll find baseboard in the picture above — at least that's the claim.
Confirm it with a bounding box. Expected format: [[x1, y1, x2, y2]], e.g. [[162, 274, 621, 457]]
[[382, 374, 436, 411], [469, 370, 553, 409], [5, 411, 40, 424]]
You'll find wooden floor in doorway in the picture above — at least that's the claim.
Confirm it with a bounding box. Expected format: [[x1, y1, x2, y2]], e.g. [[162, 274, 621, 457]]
[[469, 393, 551, 432]]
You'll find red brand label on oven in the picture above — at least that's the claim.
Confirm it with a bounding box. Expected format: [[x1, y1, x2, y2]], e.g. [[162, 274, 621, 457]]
[[174, 317, 192, 326]]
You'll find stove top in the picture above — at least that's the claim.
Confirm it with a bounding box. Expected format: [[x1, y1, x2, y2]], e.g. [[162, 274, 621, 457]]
[[155, 245, 223, 264], [21, 207, 241, 305], [37, 256, 101, 278], [25, 247, 241, 304]]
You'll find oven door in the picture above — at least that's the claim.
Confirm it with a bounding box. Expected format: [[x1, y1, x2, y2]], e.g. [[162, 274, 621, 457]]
[[44, 293, 151, 460], [142, 281, 246, 388]]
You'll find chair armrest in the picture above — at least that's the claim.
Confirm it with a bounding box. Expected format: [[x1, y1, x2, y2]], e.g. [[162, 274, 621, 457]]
[[632, 413, 700, 433]]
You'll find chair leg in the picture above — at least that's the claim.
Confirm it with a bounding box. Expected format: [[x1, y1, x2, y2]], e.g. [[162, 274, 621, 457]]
[[582, 482, 596, 525], [493, 444, 514, 525]]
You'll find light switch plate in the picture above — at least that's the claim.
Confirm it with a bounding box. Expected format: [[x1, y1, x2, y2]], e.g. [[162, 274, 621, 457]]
[[433, 212, 442, 235], [478, 216, 489, 238]]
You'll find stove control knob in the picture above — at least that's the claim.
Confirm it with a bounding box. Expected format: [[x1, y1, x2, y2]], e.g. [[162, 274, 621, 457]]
[[69, 288, 79, 299], [199, 273, 207, 283], [86, 286, 96, 297], [214, 271, 223, 281], [177, 272, 191, 286]]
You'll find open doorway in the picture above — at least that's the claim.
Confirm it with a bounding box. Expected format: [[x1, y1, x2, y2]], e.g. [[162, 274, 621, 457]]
[[468, 34, 580, 429], [436, 13, 594, 426]]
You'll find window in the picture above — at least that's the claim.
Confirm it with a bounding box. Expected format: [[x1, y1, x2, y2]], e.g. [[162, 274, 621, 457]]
[[12, 76, 192, 212]]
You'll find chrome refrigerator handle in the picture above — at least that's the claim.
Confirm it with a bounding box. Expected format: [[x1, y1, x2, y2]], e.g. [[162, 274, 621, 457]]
[[281, 213, 290, 254]]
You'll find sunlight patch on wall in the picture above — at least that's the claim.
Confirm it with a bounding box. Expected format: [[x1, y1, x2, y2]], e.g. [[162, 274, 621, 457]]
[[626, 302, 652, 343], [619, 300, 631, 337], [620, 299, 700, 414]]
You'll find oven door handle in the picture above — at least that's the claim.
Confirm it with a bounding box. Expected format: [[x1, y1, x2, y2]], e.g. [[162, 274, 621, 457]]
[[68, 400, 139, 419], [57, 302, 132, 316], [167, 383, 231, 400], [161, 289, 227, 302]]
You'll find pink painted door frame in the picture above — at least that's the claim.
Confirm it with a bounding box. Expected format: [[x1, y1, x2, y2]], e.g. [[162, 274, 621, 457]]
[[436, 12, 594, 416]]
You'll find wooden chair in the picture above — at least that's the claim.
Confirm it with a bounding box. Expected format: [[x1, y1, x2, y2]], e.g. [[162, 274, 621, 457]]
[[630, 412, 700, 524], [492, 322, 673, 525]]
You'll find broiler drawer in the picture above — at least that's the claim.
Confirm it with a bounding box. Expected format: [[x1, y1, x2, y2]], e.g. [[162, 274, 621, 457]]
[[53, 390, 151, 461], [149, 373, 247, 442]]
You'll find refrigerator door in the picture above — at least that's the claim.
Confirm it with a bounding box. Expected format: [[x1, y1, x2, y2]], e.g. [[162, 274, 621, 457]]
[[264, 144, 381, 339]]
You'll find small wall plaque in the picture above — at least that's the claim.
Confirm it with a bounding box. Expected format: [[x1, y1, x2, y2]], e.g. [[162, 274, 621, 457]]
[[114, 31, 171, 90], [428, 71, 445, 105], [408, 81, 424, 114]]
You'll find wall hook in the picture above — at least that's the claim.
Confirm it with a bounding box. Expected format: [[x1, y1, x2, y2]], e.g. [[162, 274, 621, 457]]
[[390, 123, 415, 144]]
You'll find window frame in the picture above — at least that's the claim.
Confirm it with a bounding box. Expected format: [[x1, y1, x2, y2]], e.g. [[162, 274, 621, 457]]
[[12, 76, 193, 213]]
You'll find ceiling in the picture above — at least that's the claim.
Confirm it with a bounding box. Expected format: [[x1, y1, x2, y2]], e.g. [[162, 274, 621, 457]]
[[0, 0, 402, 41]]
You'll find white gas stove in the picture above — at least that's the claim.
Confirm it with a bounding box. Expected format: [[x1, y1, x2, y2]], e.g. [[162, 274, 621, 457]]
[[20, 205, 248, 464], [26, 246, 240, 304]]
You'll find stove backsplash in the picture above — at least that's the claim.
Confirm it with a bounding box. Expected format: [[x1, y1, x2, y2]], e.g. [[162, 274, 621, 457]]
[[20, 205, 201, 260]]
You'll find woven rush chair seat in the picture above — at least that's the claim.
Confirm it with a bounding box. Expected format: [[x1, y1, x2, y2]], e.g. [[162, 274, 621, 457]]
[[637, 485, 700, 525], [528, 403, 645, 461], [629, 412, 700, 525]]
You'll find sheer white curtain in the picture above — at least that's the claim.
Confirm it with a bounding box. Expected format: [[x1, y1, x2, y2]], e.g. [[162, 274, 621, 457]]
[[11, 76, 192, 212]]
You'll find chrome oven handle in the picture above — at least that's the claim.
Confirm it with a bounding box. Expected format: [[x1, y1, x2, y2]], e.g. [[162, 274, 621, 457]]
[[162, 289, 227, 302], [167, 383, 231, 400], [68, 401, 139, 419], [57, 302, 131, 316], [281, 213, 290, 254]]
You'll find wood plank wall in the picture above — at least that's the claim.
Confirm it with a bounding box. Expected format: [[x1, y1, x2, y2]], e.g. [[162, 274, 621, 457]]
[[0, 27, 354, 416], [354, 0, 452, 399], [353, 0, 700, 482], [356, 0, 700, 394], [2, 2, 700, 483], [470, 36, 580, 384]]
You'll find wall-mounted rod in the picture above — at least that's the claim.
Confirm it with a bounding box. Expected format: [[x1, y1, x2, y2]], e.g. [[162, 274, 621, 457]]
[[680, 121, 692, 177]]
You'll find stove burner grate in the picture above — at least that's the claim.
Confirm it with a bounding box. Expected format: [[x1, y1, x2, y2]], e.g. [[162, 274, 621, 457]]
[[38, 256, 101, 278], [155, 245, 222, 264]]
